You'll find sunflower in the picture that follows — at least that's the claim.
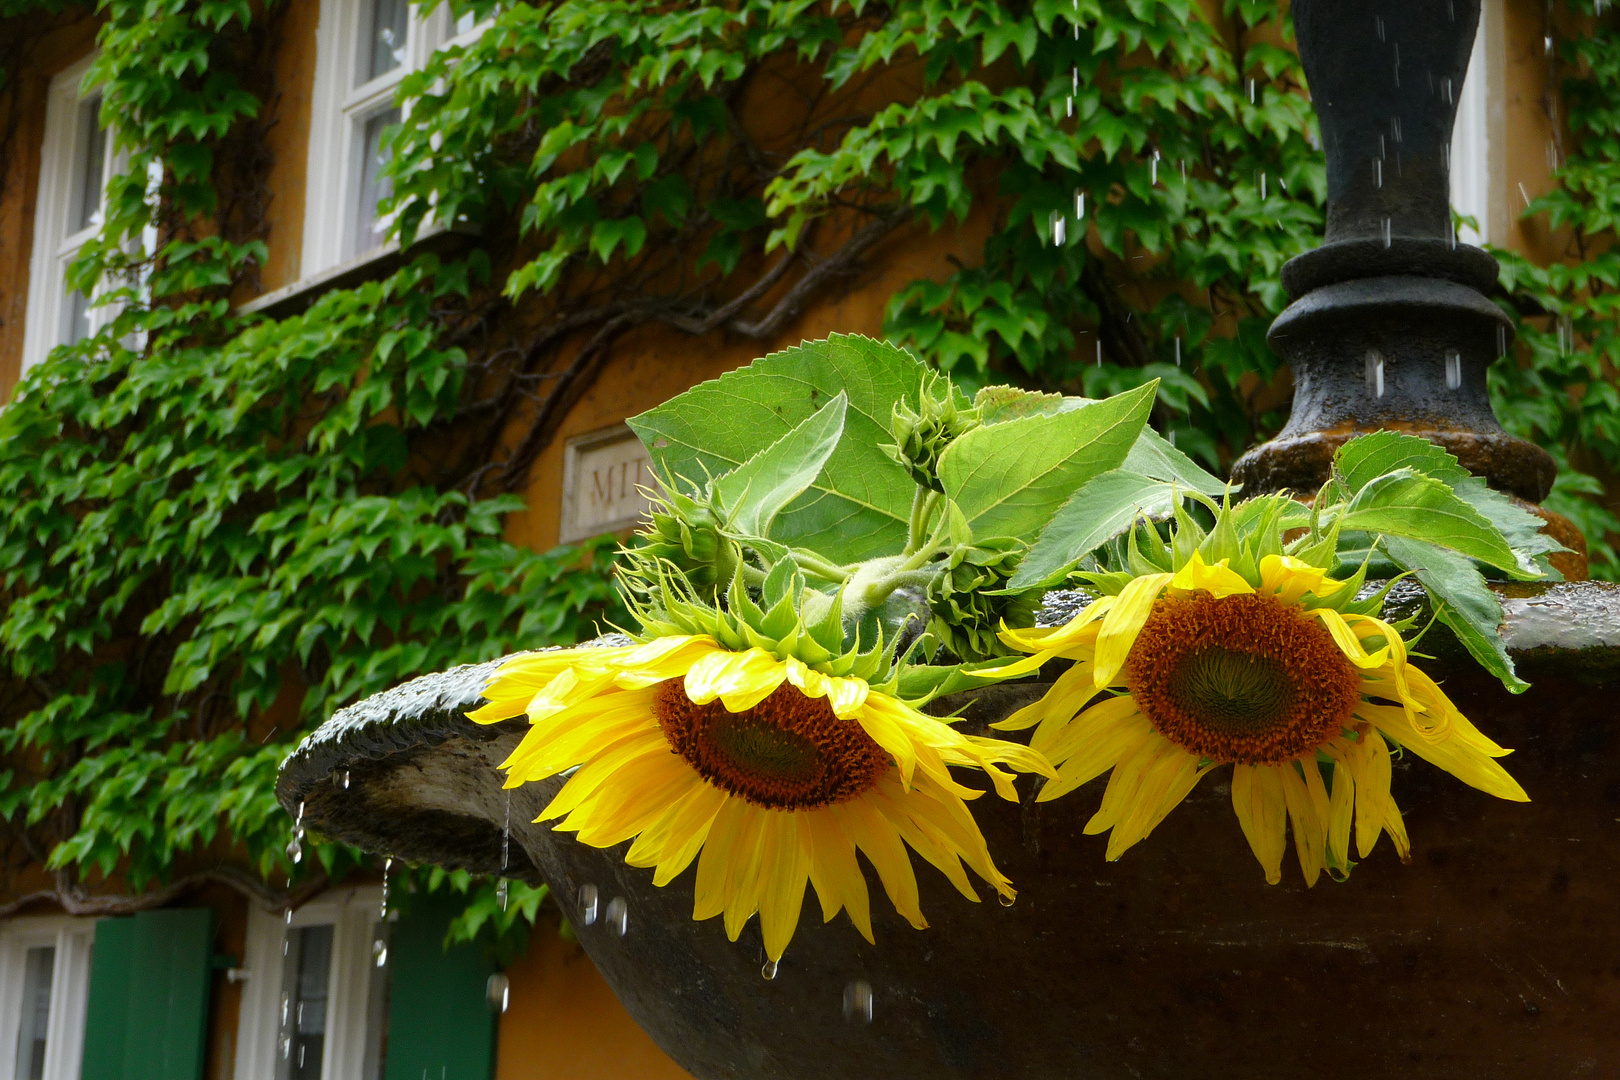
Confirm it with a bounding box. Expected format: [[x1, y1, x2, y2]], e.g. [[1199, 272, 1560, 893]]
[[469, 578, 1052, 964], [985, 538, 1528, 886]]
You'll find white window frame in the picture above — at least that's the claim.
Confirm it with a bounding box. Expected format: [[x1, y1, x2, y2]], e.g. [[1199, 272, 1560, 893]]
[[301, 1, 480, 279], [21, 53, 115, 375], [233, 886, 390, 1080], [1451, 0, 1504, 246], [0, 915, 97, 1080]]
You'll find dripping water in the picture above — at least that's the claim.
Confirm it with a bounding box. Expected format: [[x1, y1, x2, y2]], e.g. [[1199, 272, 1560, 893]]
[[1445, 349, 1463, 391], [380, 855, 393, 920], [605, 897, 629, 937], [578, 883, 600, 926], [843, 980, 875, 1024], [761, 958, 779, 981]]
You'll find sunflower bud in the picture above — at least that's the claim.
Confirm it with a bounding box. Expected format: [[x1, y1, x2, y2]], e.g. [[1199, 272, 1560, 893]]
[[926, 537, 1042, 661], [626, 489, 737, 591], [882, 379, 981, 491]]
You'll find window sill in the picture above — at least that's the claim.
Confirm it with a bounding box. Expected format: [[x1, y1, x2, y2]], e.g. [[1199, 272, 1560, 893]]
[[236, 222, 481, 321]]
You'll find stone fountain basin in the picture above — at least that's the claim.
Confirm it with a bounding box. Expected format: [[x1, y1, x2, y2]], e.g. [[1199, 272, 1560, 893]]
[[278, 582, 1620, 1080]]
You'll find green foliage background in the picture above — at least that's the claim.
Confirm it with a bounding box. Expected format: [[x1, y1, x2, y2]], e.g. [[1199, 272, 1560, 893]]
[[0, 0, 1615, 947]]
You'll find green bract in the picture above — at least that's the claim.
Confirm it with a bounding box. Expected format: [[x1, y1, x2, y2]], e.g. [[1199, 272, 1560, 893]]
[[625, 345, 1560, 703]]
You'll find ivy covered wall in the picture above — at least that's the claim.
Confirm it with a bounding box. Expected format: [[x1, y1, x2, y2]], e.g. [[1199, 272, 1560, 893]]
[[0, 0, 1615, 937]]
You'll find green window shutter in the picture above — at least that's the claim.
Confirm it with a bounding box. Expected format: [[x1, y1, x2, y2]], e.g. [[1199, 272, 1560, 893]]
[[384, 892, 497, 1080], [79, 908, 217, 1080], [81, 918, 136, 1080]]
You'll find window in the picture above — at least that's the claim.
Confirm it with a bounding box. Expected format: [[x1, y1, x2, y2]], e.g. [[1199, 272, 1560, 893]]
[[21, 53, 114, 374], [1451, 0, 1502, 246], [0, 916, 96, 1080], [302, 1, 484, 277], [235, 888, 393, 1080]]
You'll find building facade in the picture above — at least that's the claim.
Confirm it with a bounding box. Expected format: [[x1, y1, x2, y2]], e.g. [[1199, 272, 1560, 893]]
[[0, 1, 1588, 1078]]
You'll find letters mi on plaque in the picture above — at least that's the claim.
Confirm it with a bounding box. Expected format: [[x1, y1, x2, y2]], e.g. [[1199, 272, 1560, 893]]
[[558, 424, 658, 543]]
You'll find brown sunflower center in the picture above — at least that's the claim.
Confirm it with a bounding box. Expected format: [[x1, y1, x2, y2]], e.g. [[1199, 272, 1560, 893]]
[[1126, 592, 1361, 765], [653, 678, 890, 810]]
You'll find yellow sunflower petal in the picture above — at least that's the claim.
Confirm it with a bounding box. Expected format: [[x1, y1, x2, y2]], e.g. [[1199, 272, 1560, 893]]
[[692, 795, 749, 922], [1169, 552, 1254, 598], [758, 812, 811, 962], [724, 806, 771, 942], [804, 809, 873, 942], [1258, 553, 1339, 606], [1093, 573, 1175, 688], [1084, 732, 1175, 840], [1277, 760, 1330, 887], [830, 798, 925, 930], [682, 647, 788, 712], [1036, 696, 1156, 803], [1104, 744, 1211, 861], [1309, 607, 1393, 669], [1323, 739, 1356, 875], [1358, 702, 1529, 802], [1231, 762, 1288, 885]]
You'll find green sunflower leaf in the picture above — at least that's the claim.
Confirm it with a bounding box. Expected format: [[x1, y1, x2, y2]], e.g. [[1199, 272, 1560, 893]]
[[1334, 430, 1470, 492], [1337, 469, 1527, 578], [937, 380, 1157, 541], [1006, 470, 1180, 590], [627, 334, 922, 564], [713, 392, 847, 538], [1380, 535, 1528, 694]]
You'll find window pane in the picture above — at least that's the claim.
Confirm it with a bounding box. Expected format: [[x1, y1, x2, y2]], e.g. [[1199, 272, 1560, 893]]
[[13, 946, 55, 1080], [63, 287, 93, 346], [278, 925, 334, 1080], [76, 94, 106, 233], [359, 0, 410, 84], [351, 108, 400, 257]]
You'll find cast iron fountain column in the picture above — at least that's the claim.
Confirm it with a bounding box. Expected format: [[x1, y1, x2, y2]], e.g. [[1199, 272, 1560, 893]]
[[1231, 0, 1572, 556]]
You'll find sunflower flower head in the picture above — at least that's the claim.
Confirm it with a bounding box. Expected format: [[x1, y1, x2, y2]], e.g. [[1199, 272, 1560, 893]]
[[985, 492, 1529, 887], [469, 558, 1054, 964]]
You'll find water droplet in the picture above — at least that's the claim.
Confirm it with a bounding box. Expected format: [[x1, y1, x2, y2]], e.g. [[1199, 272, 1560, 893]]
[[606, 896, 629, 936], [286, 836, 302, 863], [1366, 350, 1386, 399], [1151, 156, 1158, 186], [761, 958, 779, 980], [380, 855, 393, 919], [496, 879, 509, 912], [578, 884, 599, 926], [1375, 15, 1385, 41], [1259, 172, 1265, 199], [1445, 349, 1462, 390], [486, 973, 511, 1014], [1096, 340, 1102, 367], [1074, 190, 1085, 219], [1248, 78, 1256, 105], [285, 908, 293, 926], [1498, 324, 1509, 358], [998, 892, 1016, 907], [1545, 35, 1554, 56], [1382, 218, 1392, 249], [1049, 211, 1066, 247], [1375, 158, 1383, 189], [842, 980, 874, 1023], [373, 939, 388, 967], [1174, 337, 1182, 366], [341, 770, 351, 789]]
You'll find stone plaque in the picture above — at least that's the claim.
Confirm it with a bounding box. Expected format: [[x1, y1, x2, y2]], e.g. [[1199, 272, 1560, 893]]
[[559, 424, 657, 542]]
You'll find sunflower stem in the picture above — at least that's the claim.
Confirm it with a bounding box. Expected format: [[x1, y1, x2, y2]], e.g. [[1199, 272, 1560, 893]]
[[906, 488, 940, 555]]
